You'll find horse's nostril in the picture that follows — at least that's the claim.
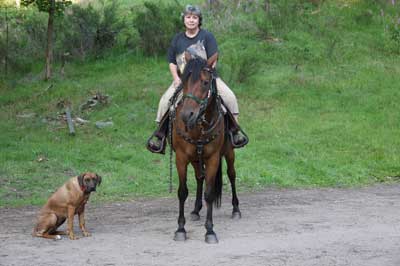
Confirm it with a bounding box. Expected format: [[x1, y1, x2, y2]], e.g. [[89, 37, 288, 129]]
[[189, 112, 194, 118]]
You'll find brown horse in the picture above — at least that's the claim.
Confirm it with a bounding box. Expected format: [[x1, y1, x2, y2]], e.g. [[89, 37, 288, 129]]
[[172, 52, 241, 244]]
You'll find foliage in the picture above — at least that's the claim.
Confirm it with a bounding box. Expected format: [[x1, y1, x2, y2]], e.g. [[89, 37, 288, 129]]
[[93, 0, 125, 54], [55, 4, 100, 59], [55, 1, 125, 60], [133, 1, 182, 55], [381, 2, 400, 54], [21, 0, 71, 15], [218, 38, 264, 84], [0, 7, 47, 74]]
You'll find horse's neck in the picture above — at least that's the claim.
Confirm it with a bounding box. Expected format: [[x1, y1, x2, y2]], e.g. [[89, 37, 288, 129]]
[[204, 95, 221, 127]]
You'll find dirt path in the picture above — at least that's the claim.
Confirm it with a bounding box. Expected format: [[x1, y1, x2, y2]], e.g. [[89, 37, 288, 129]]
[[1, 184, 400, 266]]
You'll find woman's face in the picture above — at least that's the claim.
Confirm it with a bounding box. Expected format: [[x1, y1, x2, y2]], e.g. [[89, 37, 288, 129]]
[[184, 14, 200, 30]]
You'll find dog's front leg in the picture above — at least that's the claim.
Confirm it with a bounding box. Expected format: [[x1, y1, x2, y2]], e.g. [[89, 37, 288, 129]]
[[67, 205, 77, 240], [79, 209, 90, 237]]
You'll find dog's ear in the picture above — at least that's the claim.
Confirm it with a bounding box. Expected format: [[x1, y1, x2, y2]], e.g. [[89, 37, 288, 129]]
[[78, 174, 85, 188], [95, 174, 102, 186]]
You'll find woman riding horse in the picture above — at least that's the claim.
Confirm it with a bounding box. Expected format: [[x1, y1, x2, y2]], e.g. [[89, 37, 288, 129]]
[[147, 4, 248, 154]]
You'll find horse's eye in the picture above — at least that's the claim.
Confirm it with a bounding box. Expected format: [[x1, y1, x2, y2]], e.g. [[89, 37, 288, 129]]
[[202, 80, 209, 87]]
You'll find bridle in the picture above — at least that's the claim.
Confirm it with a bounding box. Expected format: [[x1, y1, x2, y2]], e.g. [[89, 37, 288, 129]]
[[182, 66, 219, 125]]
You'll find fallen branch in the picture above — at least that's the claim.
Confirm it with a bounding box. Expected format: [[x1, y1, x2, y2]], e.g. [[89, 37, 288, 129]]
[[65, 106, 75, 136]]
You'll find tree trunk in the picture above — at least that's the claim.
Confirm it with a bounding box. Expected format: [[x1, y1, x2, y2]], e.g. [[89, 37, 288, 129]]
[[45, 0, 55, 80], [15, 0, 21, 8], [235, 0, 241, 9], [5, 5, 9, 77], [264, 0, 270, 13]]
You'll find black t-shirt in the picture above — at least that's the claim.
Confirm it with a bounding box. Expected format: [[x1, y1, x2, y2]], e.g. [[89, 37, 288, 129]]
[[167, 29, 218, 72]]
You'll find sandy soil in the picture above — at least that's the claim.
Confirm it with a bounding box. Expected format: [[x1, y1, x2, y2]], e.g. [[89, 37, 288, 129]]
[[1, 184, 400, 266]]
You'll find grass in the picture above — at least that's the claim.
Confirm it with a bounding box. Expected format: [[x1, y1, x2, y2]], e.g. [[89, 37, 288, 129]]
[[1, 0, 400, 207]]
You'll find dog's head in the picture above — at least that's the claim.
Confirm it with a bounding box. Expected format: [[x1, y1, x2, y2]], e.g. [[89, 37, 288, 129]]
[[78, 172, 102, 193]]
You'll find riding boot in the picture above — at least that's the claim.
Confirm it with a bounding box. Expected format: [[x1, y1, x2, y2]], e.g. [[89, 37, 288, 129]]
[[146, 112, 170, 154], [225, 109, 249, 148]]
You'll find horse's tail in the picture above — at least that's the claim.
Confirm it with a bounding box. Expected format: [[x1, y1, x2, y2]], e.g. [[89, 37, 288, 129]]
[[214, 157, 223, 208]]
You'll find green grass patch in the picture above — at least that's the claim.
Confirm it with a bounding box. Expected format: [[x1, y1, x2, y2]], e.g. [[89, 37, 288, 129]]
[[1, 0, 400, 207]]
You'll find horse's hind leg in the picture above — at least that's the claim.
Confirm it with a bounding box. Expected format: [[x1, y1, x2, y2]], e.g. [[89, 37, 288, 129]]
[[190, 162, 204, 221], [174, 152, 189, 241], [225, 148, 241, 219]]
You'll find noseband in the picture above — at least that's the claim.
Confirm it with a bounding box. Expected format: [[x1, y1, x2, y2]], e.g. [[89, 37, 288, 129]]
[[182, 66, 217, 123]]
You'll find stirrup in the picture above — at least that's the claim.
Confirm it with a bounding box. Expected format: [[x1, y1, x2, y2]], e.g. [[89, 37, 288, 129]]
[[146, 134, 166, 154], [146, 112, 170, 154], [228, 130, 249, 148]]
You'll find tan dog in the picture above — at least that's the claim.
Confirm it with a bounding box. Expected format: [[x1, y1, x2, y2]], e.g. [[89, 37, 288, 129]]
[[32, 172, 101, 240]]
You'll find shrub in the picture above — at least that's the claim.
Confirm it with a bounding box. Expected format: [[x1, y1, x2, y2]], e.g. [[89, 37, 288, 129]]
[[56, 1, 125, 60], [55, 4, 100, 60], [0, 6, 47, 75], [133, 1, 182, 56], [218, 38, 264, 84]]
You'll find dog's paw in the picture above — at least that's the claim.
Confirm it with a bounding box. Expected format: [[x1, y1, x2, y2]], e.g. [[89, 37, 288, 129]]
[[54, 235, 62, 240], [68, 233, 77, 240], [82, 231, 91, 237]]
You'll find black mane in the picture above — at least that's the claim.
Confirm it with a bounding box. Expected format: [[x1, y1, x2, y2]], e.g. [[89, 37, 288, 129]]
[[181, 57, 208, 85]]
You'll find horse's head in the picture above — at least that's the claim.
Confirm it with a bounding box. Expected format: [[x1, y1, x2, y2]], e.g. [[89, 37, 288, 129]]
[[180, 52, 217, 130]]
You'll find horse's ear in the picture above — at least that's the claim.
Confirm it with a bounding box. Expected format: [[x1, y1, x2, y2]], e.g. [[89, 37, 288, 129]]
[[207, 52, 218, 68], [184, 51, 192, 63]]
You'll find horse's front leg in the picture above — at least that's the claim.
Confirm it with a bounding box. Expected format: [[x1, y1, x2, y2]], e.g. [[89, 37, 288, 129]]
[[190, 162, 204, 221], [174, 152, 189, 241], [204, 155, 222, 244]]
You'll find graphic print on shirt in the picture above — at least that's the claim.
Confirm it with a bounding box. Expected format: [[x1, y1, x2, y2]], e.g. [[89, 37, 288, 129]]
[[176, 40, 207, 74]]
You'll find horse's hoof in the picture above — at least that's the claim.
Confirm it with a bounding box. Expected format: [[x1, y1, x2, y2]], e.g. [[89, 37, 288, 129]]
[[190, 212, 200, 221], [205, 233, 218, 244], [232, 211, 241, 220], [174, 231, 187, 241]]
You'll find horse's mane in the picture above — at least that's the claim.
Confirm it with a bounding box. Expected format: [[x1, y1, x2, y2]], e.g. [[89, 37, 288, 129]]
[[181, 57, 207, 85]]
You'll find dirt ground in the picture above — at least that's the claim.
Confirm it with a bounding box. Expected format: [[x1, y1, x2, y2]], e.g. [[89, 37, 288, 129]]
[[1, 184, 400, 266]]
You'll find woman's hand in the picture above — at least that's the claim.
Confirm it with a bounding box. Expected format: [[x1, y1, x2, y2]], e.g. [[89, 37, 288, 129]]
[[173, 76, 182, 87]]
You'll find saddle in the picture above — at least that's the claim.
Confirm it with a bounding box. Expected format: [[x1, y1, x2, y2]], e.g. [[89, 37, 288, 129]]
[[146, 106, 248, 154]]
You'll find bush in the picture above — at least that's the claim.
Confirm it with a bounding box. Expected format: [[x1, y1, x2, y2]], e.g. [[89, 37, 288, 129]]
[[0, 6, 47, 75], [56, 1, 125, 60], [94, 0, 125, 54], [219, 38, 264, 84], [55, 4, 100, 60], [133, 1, 182, 56]]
